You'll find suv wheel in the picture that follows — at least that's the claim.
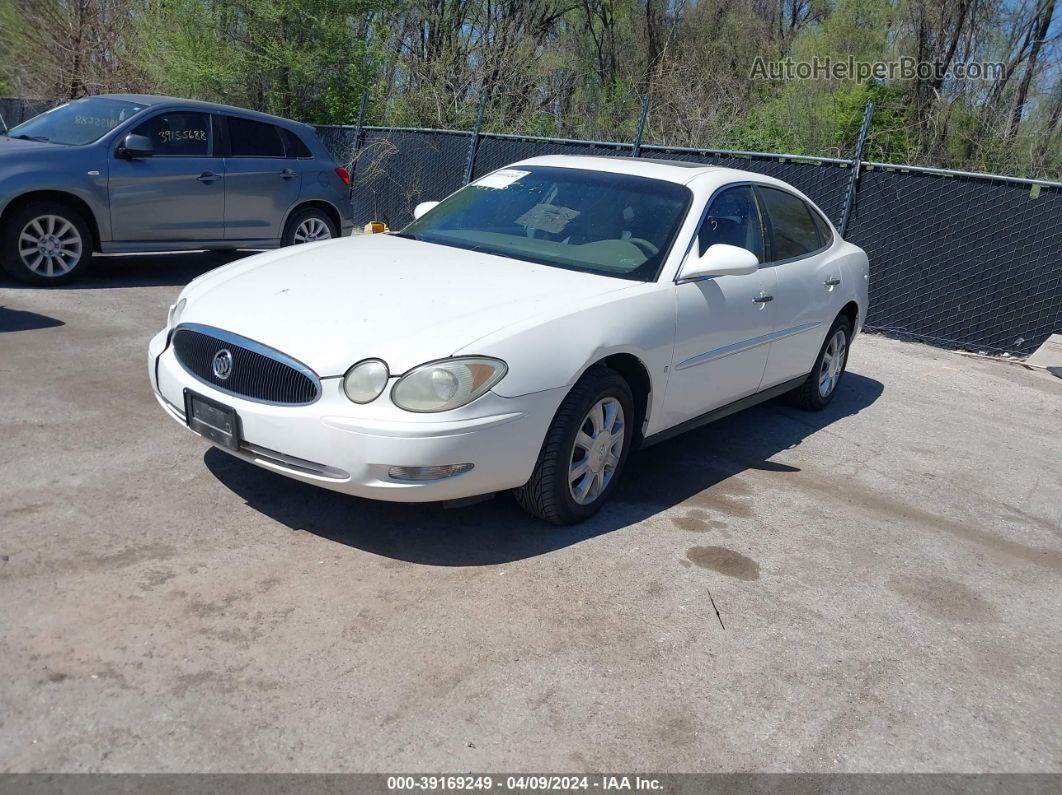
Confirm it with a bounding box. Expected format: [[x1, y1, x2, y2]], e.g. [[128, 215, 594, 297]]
[[1, 202, 92, 285], [282, 207, 337, 247], [514, 367, 635, 525]]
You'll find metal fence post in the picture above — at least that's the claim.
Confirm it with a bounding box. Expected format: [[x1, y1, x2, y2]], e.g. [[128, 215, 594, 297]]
[[463, 92, 488, 184], [839, 101, 874, 236], [349, 89, 369, 170], [631, 96, 650, 157]]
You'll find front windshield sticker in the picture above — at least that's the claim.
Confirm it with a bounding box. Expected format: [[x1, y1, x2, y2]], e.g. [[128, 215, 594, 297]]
[[474, 168, 530, 189], [516, 203, 580, 234]]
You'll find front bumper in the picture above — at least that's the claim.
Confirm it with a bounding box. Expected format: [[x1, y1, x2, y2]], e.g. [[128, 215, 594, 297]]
[[149, 329, 565, 502]]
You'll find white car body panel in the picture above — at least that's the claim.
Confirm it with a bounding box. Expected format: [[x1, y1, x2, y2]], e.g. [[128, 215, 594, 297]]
[[150, 155, 870, 503]]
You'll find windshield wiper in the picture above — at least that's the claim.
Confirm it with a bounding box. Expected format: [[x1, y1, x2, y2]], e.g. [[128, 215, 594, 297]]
[[10, 134, 49, 142], [391, 232, 419, 241]]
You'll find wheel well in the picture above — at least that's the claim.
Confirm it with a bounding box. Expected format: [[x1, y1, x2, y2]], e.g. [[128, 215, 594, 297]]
[[600, 353, 652, 448], [838, 300, 859, 330], [287, 200, 342, 236], [1, 191, 101, 252]]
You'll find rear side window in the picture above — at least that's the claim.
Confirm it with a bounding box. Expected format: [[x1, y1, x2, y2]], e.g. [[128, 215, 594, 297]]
[[810, 207, 834, 246], [697, 185, 764, 261], [227, 117, 285, 157], [131, 112, 211, 157], [757, 186, 822, 261], [282, 129, 313, 158]]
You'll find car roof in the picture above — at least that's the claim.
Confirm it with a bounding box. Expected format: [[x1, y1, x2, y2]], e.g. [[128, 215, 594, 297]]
[[91, 94, 313, 129], [510, 154, 793, 190]]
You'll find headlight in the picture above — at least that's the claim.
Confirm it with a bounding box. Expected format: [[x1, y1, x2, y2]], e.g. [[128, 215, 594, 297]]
[[167, 298, 186, 329], [343, 358, 389, 404], [392, 357, 507, 412]]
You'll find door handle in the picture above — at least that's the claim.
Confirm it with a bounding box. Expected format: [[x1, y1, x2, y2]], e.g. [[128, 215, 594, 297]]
[[753, 295, 774, 303], [197, 171, 222, 183], [280, 168, 296, 179], [824, 277, 841, 287]]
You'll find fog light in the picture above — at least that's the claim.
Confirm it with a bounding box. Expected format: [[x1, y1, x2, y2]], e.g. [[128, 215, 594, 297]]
[[388, 463, 474, 481]]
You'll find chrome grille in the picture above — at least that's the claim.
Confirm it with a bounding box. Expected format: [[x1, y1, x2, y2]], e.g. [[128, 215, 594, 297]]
[[172, 324, 320, 405]]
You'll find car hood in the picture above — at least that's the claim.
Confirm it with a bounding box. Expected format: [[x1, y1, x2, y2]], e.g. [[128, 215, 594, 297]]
[[0, 136, 71, 154], [178, 234, 638, 376]]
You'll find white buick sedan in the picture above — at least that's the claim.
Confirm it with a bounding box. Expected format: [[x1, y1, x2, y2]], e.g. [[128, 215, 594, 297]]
[[149, 155, 869, 524]]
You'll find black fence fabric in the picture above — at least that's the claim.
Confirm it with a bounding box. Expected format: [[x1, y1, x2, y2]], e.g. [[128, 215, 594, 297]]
[[846, 168, 1061, 353], [0, 97, 53, 129], [316, 123, 1060, 356]]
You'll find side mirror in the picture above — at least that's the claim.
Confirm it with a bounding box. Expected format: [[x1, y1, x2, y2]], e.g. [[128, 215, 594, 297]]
[[413, 200, 439, 220], [678, 243, 759, 281], [119, 133, 154, 159]]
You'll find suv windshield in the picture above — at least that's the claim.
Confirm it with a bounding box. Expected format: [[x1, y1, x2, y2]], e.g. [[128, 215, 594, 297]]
[[8, 97, 146, 146], [400, 165, 692, 281]]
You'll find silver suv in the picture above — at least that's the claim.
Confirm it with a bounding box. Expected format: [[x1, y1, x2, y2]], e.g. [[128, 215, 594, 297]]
[[0, 94, 354, 284]]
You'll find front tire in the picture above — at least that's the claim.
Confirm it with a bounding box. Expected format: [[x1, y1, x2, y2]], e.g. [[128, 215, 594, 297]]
[[514, 368, 635, 525], [1, 202, 92, 285], [281, 207, 336, 247], [787, 316, 852, 410]]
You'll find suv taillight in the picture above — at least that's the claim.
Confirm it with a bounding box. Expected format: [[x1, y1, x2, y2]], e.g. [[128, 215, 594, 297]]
[[335, 166, 350, 186]]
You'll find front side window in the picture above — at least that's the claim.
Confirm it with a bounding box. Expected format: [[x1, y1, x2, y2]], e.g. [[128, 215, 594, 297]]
[[228, 117, 285, 157], [399, 166, 691, 281], [697, 185, 764, 261], [8, 97, 146, 146], [756, 186, 822, 261], [131, 112, 211, 157]]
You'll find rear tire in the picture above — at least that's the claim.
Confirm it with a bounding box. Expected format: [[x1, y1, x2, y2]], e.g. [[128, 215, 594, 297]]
[[787, 316, 851, 410], [1, 202, 92, 285], [281, 207, 336, 247], [514, 367, 634, 525]]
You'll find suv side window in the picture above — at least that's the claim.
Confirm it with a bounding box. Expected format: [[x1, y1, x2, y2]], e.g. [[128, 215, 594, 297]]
[[130, 112, 211, 157], [697, 185, 764, 262], [282, 128, 313, 158], [756, 186, 822, 261], [227, 116, 286, 158]]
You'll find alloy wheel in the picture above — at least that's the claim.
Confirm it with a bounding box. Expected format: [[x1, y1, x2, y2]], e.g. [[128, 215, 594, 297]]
[[818, 328, 847, 398], [568, 397, 625, 505], [293, 217, 332, 244], [18, 215, 83, 277]]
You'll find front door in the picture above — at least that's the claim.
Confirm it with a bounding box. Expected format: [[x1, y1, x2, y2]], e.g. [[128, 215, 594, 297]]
[[661, 185, 778, 428], [108, 110, 224, 242], [755, 186, 842, 388], [221, 115, 302, 241]]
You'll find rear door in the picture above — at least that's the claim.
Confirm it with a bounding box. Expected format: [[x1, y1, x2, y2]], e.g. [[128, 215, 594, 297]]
[[221, 115, 302, 241], [108, 110, 224, 242], [756, 186, 843, 388]]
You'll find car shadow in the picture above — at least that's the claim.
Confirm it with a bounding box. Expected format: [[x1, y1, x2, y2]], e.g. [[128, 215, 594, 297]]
[[0, 305, 64, 332], [203, 372, 884, 566], [0, 250, 255, 290]]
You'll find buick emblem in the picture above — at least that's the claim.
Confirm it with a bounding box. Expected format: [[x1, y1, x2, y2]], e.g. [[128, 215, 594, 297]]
[[212, 349, 234, 380]]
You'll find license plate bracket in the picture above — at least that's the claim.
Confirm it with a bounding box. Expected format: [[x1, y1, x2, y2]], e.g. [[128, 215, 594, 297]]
[[184, 389, 241, 451]]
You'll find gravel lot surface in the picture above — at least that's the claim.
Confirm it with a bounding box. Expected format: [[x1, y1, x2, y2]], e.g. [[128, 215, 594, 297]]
[[1, 252, 1060, 772]]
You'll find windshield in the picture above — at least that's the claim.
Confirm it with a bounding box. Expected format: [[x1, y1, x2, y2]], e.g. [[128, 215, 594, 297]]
[[8, 97, 147, 145], [400, 166, 692, 281]]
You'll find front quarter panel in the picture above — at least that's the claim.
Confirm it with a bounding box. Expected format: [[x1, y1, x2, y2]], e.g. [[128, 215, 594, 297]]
[[0, 142, 110, 239], [460, 283, 676, 435]]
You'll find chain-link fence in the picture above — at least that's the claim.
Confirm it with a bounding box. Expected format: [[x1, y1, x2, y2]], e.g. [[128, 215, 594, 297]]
[[315, 119, 1060, 357]]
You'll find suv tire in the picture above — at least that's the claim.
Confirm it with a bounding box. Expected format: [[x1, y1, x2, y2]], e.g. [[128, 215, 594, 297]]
[[1, 202, 92, 285]]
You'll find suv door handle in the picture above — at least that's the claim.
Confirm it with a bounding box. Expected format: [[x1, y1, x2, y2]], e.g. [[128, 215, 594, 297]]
[[197, 171, 222, 183], [824, 277, 841, 287], [280, 168, 296, 179], [752, 295, 774, 303]]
